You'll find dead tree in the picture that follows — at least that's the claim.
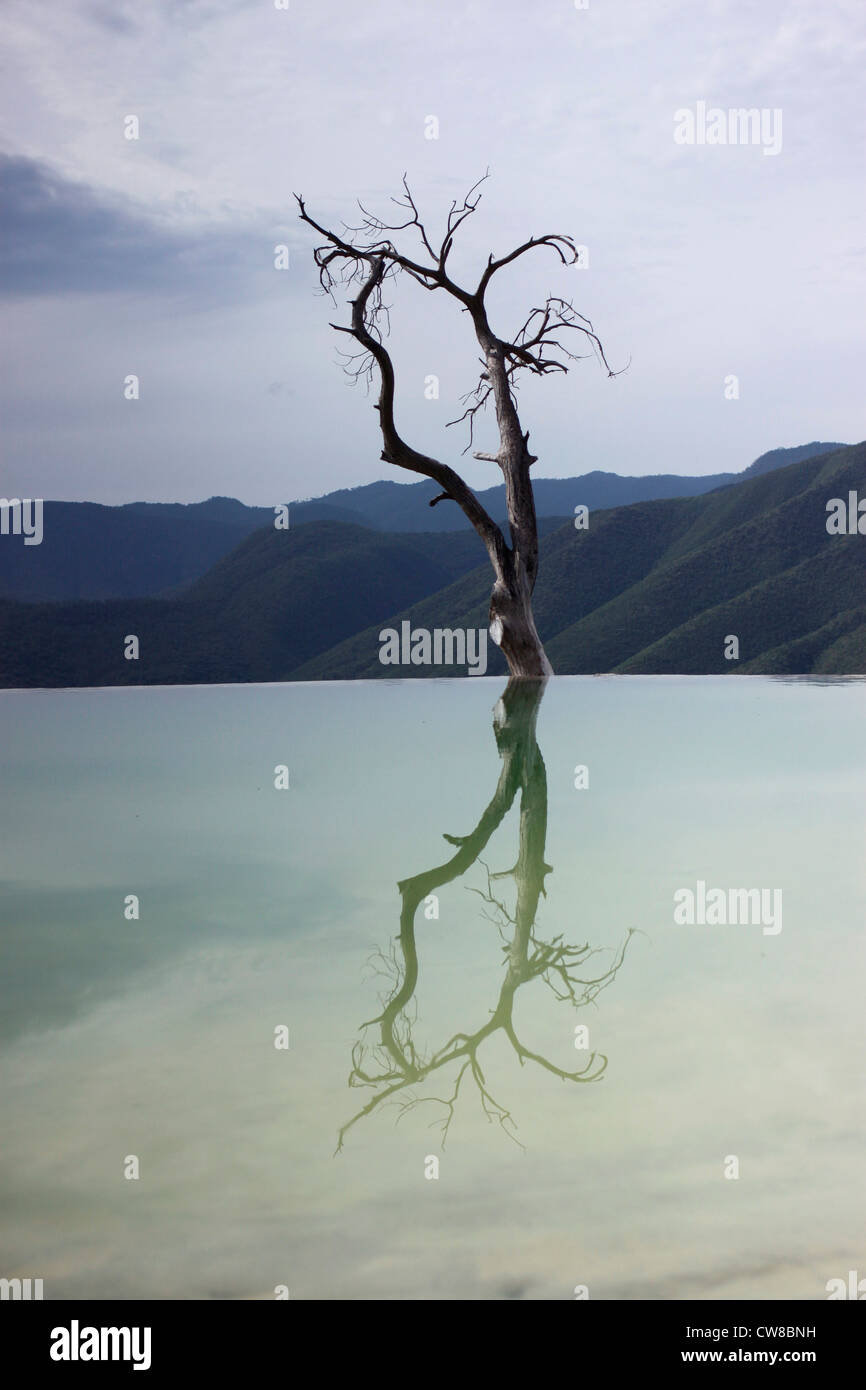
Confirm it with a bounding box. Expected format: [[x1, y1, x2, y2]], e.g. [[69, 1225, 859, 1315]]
[[295, 176, 618, 678]]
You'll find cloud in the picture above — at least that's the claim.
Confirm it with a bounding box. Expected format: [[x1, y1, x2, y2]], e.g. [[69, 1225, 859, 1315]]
[[0, 0, 863, 501], [82, 1, 139, 36], [0, 152, 269, 300]]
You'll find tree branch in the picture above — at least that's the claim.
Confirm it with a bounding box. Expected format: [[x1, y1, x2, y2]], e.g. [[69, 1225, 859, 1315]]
[[295, 177, 622, 673], [347, 257, 509, 576]]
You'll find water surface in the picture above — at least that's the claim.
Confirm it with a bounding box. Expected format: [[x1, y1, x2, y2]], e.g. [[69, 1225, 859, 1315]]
[[0, 676, 863, 1299]]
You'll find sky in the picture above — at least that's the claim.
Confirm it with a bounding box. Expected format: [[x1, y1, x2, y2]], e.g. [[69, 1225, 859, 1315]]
[[0, 0, 864, 506]]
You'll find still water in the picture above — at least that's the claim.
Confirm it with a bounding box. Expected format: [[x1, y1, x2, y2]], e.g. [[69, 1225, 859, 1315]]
[[0, 676, 863, 1300]]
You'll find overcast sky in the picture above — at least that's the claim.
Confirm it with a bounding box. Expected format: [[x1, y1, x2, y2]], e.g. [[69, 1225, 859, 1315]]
[[1, 0, 864, 506]]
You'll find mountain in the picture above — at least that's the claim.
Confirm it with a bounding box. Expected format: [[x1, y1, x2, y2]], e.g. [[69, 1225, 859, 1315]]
[[0, 496, 370, 602], [291, 441, 866, 680], [739, 442, 845, 479], [1, 441, 862, 687], [282, 441, 846, 533], [0, 443, 843, 601], [0, 523, 497, 687]]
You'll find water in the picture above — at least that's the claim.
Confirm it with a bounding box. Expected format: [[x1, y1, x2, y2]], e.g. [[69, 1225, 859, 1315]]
[[0, 676, 863, 1300]]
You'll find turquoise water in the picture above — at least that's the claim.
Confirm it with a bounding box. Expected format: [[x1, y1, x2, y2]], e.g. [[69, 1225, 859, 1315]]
[[0, 676, 863, 1299]]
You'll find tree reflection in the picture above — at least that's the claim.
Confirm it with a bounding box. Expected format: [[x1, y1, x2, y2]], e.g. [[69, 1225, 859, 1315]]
[[337, 678, 632, 1152]]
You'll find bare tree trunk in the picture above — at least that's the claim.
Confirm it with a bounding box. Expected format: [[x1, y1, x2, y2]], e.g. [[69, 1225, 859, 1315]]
[[489, 574, 552, 677], [473, 326, 553, 677]]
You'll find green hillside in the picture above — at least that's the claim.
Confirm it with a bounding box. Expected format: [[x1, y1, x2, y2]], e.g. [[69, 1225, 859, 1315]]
[[0, 441, 842, 601], [1, 442, 863, 687], [294, 442, 866, 679], [548, 444, 864, 673], [0, 523, 494, 687]]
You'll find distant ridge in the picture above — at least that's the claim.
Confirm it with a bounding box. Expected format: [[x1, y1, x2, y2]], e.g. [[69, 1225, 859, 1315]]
[[1, 440, 863, 685], [0, 442, 845, 602], [740, 442, 848, 478], [288, 441, 847, 534]]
